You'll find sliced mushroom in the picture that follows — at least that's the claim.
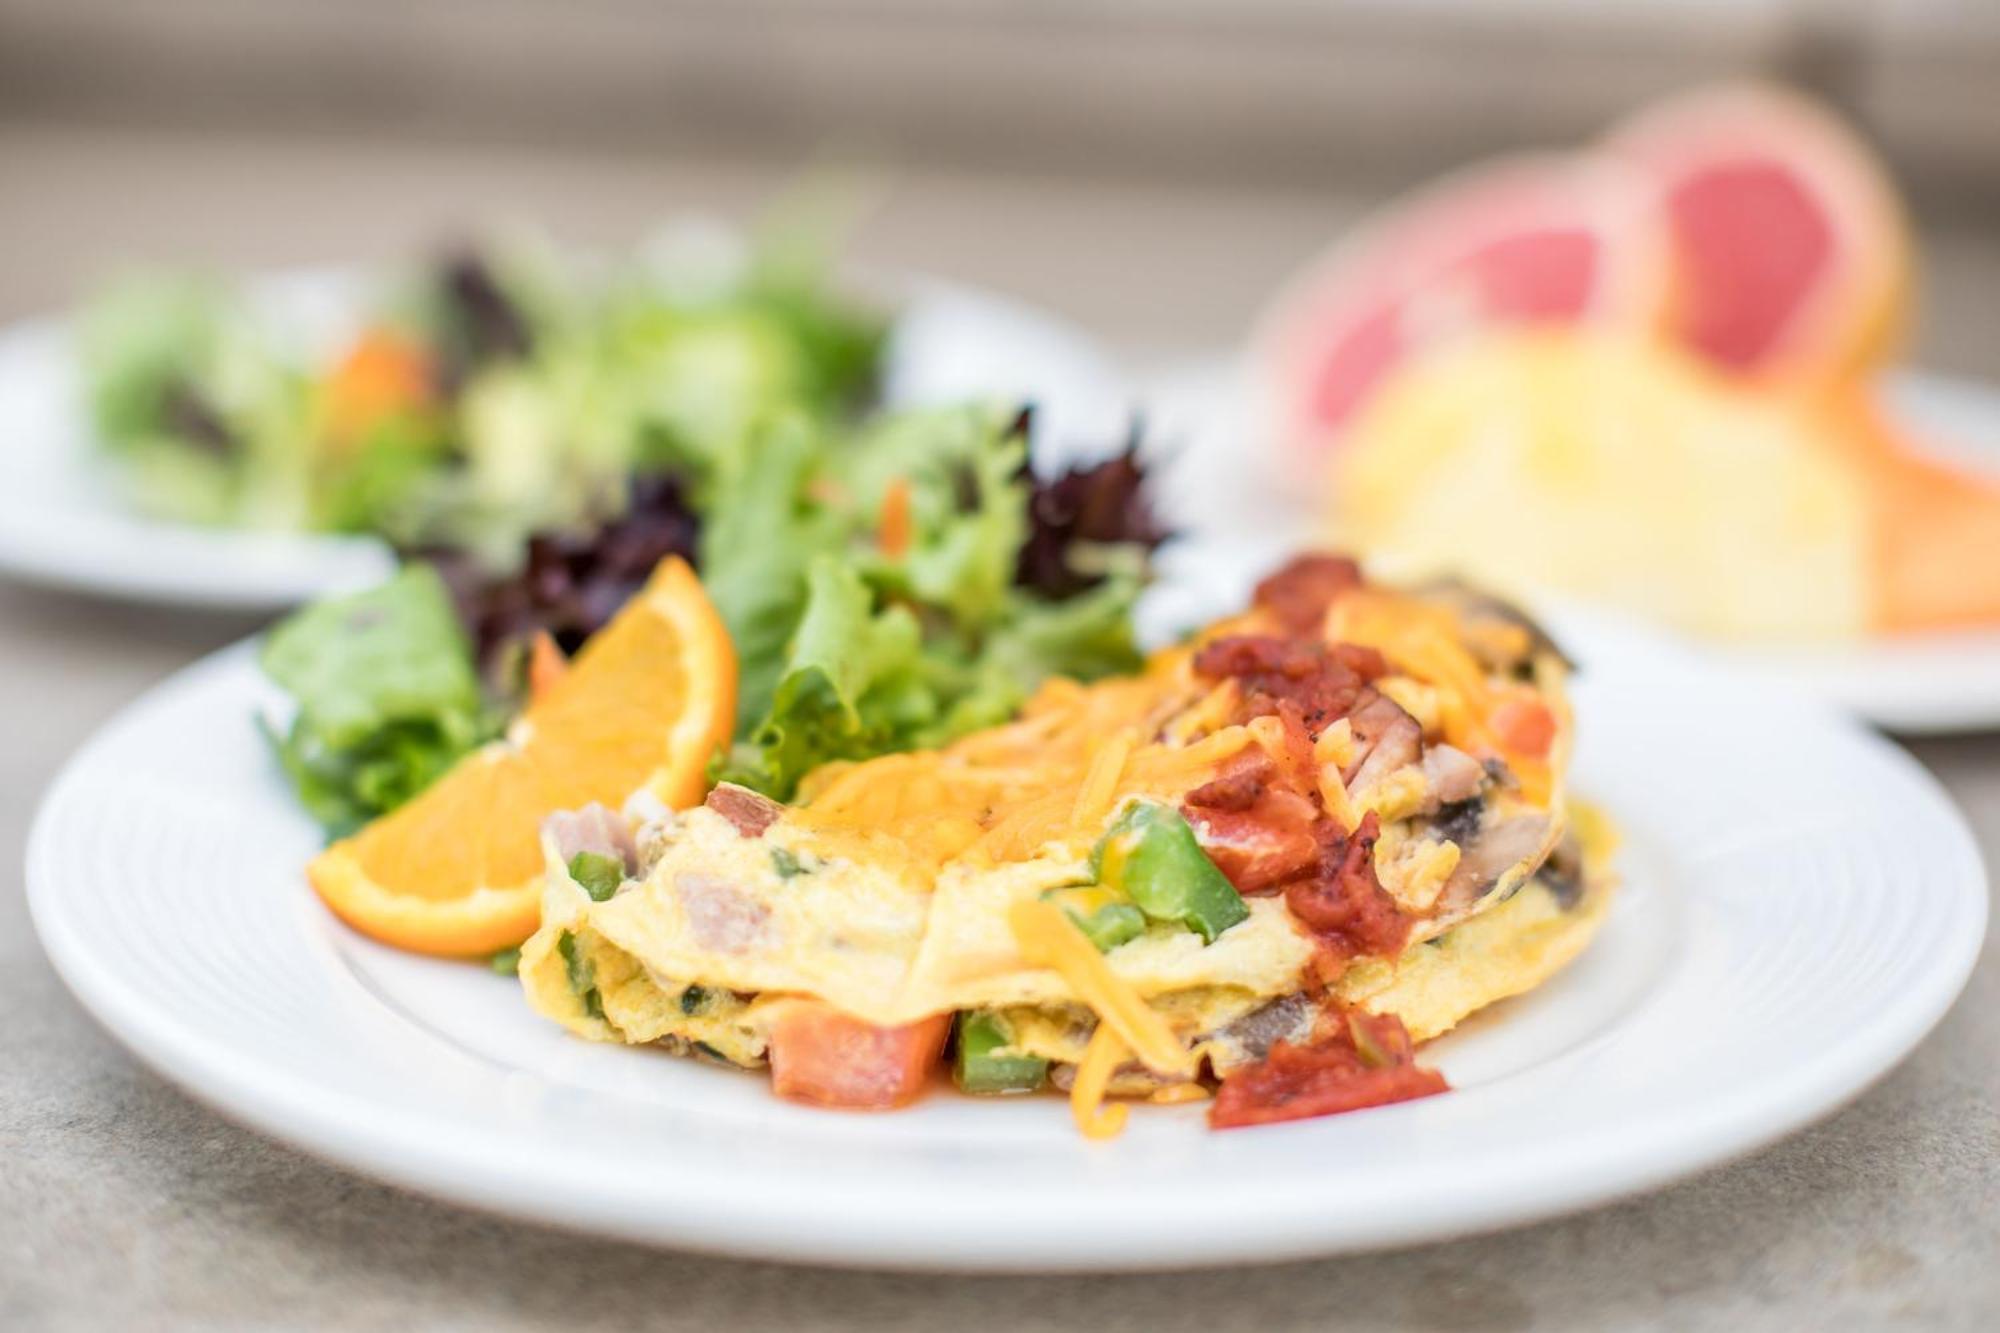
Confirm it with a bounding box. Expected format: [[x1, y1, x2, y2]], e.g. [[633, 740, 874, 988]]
[[1417, 743, 1487, 811], [1203, 993, 1319, 1072], [1413, 579, 1574, 673], [1438, 812, 1554, 916]]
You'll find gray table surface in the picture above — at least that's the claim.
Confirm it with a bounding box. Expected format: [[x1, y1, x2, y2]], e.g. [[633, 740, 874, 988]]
[[3, 124, 1996, 1331]]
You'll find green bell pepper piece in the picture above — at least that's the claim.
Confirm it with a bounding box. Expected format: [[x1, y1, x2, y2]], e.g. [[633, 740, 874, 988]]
[[1043, 885, 1147, 953], [1090, 800, 1249, 943], [954, 1011, 1048, 1095], [567, 851, 625, 902]]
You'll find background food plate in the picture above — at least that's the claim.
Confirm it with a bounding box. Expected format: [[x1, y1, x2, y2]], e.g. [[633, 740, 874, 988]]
[[0, 260, 1127, 611], [1139, 360, 2000, 735], [26, 598, 1986, 1271]]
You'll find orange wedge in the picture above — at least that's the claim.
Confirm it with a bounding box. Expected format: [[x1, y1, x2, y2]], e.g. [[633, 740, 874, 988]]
[[308, 556, 735, 956]]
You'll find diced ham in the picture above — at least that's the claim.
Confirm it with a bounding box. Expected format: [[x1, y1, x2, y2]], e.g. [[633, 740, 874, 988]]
[[1184, 750, 1274, 812], [542, 803, 638, 874], [675, 872, 773, 953], [705, 783, 784, 838]]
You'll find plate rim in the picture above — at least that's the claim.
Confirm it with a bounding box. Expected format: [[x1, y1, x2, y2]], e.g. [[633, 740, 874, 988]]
[[25, 630, 1991, 1271]]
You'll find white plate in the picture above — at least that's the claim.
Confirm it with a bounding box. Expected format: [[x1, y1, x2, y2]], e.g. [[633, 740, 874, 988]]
[[0, 264, 1126, 611], [1140, 359, 2000, 735], [27, 610, 1986, 1270]]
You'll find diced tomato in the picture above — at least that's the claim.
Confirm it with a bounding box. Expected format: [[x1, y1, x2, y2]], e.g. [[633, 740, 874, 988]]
[[1490, 695, 1557, 759], [1187, 801, 1320, 893], [766, 1002, 951, 1110]]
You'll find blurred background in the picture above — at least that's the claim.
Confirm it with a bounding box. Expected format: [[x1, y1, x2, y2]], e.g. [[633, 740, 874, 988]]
[[2, 0, 1995, 373]]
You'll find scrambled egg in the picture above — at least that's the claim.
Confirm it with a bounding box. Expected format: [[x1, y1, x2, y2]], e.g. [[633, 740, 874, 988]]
[[522, 803, 1315, 1059], [519, 563, 1613, 1093]]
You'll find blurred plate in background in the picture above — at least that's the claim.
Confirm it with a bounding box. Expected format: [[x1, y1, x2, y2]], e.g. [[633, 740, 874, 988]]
[[1139, 358, 2000, 736], [0, 263, 1126, 613]]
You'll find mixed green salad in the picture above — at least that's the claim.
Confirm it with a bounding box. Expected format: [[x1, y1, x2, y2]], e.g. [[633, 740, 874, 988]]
[[260, 400, 1169, 835], [113, 232, 1170, 833], [81, 233, 884, 563]]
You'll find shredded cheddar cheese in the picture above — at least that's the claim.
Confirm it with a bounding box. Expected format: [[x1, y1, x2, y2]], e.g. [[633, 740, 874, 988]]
[[1070, 728, 1135, 832], [1313, 722, 1360, 833], [790, 640, 1252, 871], [1008, 899, 1194, 1079], [1071, 1024, 1131, 1139]]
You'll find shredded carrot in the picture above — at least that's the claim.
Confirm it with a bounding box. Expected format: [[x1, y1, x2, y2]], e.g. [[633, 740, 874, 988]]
[[878, 477, 913, 559], [1146, 1082, 1211, 1105], [323, 327, 433, 446]]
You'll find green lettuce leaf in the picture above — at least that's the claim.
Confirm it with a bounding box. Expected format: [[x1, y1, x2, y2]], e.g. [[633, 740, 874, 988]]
[[259, 566, 494, 837], [715, 557, 927, 798], [842, 404, 1028, 626], [697, 413, 845, 730], [713, 405, 1154, 799]]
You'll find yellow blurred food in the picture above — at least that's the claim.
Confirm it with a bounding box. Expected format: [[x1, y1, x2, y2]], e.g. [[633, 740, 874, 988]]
[[1329, 331, 1870, 640]]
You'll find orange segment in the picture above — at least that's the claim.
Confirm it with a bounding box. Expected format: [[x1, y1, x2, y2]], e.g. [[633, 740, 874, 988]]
[[308, 556, 736, 956]]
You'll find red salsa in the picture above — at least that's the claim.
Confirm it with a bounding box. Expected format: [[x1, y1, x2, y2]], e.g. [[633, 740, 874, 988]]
[[1210, 1009, 1448, 1129]]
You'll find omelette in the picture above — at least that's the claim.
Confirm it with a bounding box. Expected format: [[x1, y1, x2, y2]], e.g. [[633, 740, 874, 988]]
[[520, 554, 1616, 1132]]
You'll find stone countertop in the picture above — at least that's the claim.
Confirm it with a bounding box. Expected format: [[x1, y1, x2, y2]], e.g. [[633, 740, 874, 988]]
[[2, 124, 1996, 1331]]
